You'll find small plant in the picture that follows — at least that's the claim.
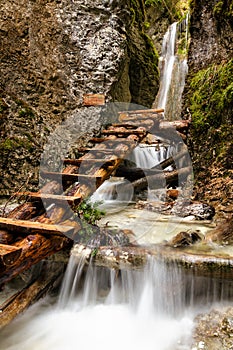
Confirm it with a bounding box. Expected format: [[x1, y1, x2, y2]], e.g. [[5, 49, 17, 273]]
[[73, 198, 105, 245]]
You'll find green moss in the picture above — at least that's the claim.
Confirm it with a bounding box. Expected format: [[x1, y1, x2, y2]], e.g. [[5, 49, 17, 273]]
[[188, 59, 233, 169], [189, 59, 233, 131], [213, 0, 233, 18], [18, 107, 35, 119], [0, 137, 33, 152]]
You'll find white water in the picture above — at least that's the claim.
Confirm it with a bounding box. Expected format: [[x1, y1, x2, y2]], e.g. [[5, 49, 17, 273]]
[[154, 17, 189, 120], [155, 22, 177, 114], [1, 250, 232, 350], [90, 177, 134, 213], [0, 254, 194, 350], [129, 143, 176, 169]]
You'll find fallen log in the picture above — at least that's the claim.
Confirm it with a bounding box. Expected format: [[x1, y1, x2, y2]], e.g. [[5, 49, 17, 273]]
[[0, 234, 71, 286], [7, 202, 38, 220], [0, 244, 22, 270], [151, 148, 190, 170], [119, 108, 164, 115], [0, 218, 75, 238], [159, 120, 190, 132], [0, 261, 65, 329], [0, 230, 14, 244], [127, 166, 192, 192], [115, 164, 162, 181]]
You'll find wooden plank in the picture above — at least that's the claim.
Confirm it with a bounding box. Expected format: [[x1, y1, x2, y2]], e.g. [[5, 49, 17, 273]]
[[118, 108, 164, 115], [101, 129, 147, 136], [0, 233, 70, 290], [63, 158, 117, 166], [77, 147, 116, 153], [83, 93, 105, 106], [0, 244, 22, 267], [15, 192, 82, 205], [41, 171, 102, 181], [0, 262, 64, 329], [0, 218, 75, 237]]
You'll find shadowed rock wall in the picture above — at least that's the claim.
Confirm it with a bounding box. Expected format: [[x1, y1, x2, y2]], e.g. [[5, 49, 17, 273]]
[[0, 0, 159, 196]]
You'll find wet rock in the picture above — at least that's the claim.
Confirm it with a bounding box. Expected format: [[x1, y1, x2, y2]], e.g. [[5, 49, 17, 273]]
[[168, 230, 203, 248], [192, 307, 233, 350], [172, 202, 215, 220], [0, 0, 159, 196], [205, 218, 233, 245]]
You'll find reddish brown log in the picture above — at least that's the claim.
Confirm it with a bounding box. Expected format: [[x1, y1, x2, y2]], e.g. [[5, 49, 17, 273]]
[[159, 120, 190, 132], [83, 93, 105, 106], [0, 261, 65, 329], [15, 192, 82, 206], [0, 244, 22, 269], [0, 234, 71, 286], [7, 203, 38, 220], [0, 230, 14, 244], [0, 218, 75, 238]]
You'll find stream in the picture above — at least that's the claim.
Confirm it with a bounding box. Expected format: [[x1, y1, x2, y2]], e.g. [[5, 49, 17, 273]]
[[0, 18, 232, 350]]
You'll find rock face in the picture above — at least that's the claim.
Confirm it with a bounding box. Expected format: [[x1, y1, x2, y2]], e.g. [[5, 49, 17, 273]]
[[188, 0, 232, 72], [0, 0, 159, 196], [185, 0, 233, 220]]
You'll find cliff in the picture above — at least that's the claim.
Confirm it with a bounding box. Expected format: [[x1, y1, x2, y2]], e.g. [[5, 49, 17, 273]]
[[185, 0, 233, 220], [0, 0, 160, 196]]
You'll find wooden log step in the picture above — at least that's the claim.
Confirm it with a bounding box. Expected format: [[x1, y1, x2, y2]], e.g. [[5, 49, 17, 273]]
[[89, 137, 134, 143], [101, 129, 147, 136], [0, 244, 22, 267], [112, 123, 139, 128], [63, 158, 117, 166], [0, 261, 64, 329], [77, 147, 117, 153], [159, 120, 190, 131], [40, 171, 102, 184], [15, 192, 82, 205], [0, 234, 70, 287], [0, 218, 75, 237], [118, 108, 164, 115]]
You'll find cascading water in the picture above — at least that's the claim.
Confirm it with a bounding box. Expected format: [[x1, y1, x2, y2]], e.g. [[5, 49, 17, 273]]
[[1, 15, 230, 350], [1, 248, 232, 350], [90, 177, 134, 213], [129, 143, 177, 169], [153, 15, 189, 120]]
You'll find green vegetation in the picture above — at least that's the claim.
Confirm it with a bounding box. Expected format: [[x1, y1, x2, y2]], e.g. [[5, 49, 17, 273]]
[[189, 59, 233, 131], [0, 137, 33, 152], [188, 59, 233, 169], [144, 0, 189, 20], [18, 107, 35, 119], [213, 0, 233, 18], [73, 198, 105, 244]]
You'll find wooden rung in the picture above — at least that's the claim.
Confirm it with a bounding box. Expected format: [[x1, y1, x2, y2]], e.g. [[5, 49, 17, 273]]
[[89, 137, 134, 143], [15, 192, 82, 205], [112, 123, 139, 128], [40, 171, 102, 185], [101, 130, 146, 136], [63, 158, 116, 166], [0, 218, 75, 237], [0, 244, 22, 267], [118, 108, 164, 115], [78, 147, 114, 153]]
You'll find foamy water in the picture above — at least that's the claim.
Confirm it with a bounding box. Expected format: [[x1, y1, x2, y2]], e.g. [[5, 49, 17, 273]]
[[0, 298, 194, 350], [2, 252, 224, 350]]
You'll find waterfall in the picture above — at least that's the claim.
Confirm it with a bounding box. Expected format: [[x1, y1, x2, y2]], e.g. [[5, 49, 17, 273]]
[[90, 177, 134, 213], [2, 252, 233, 350], [154, 16, 189, 120], [129, 143, 176, 170]]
